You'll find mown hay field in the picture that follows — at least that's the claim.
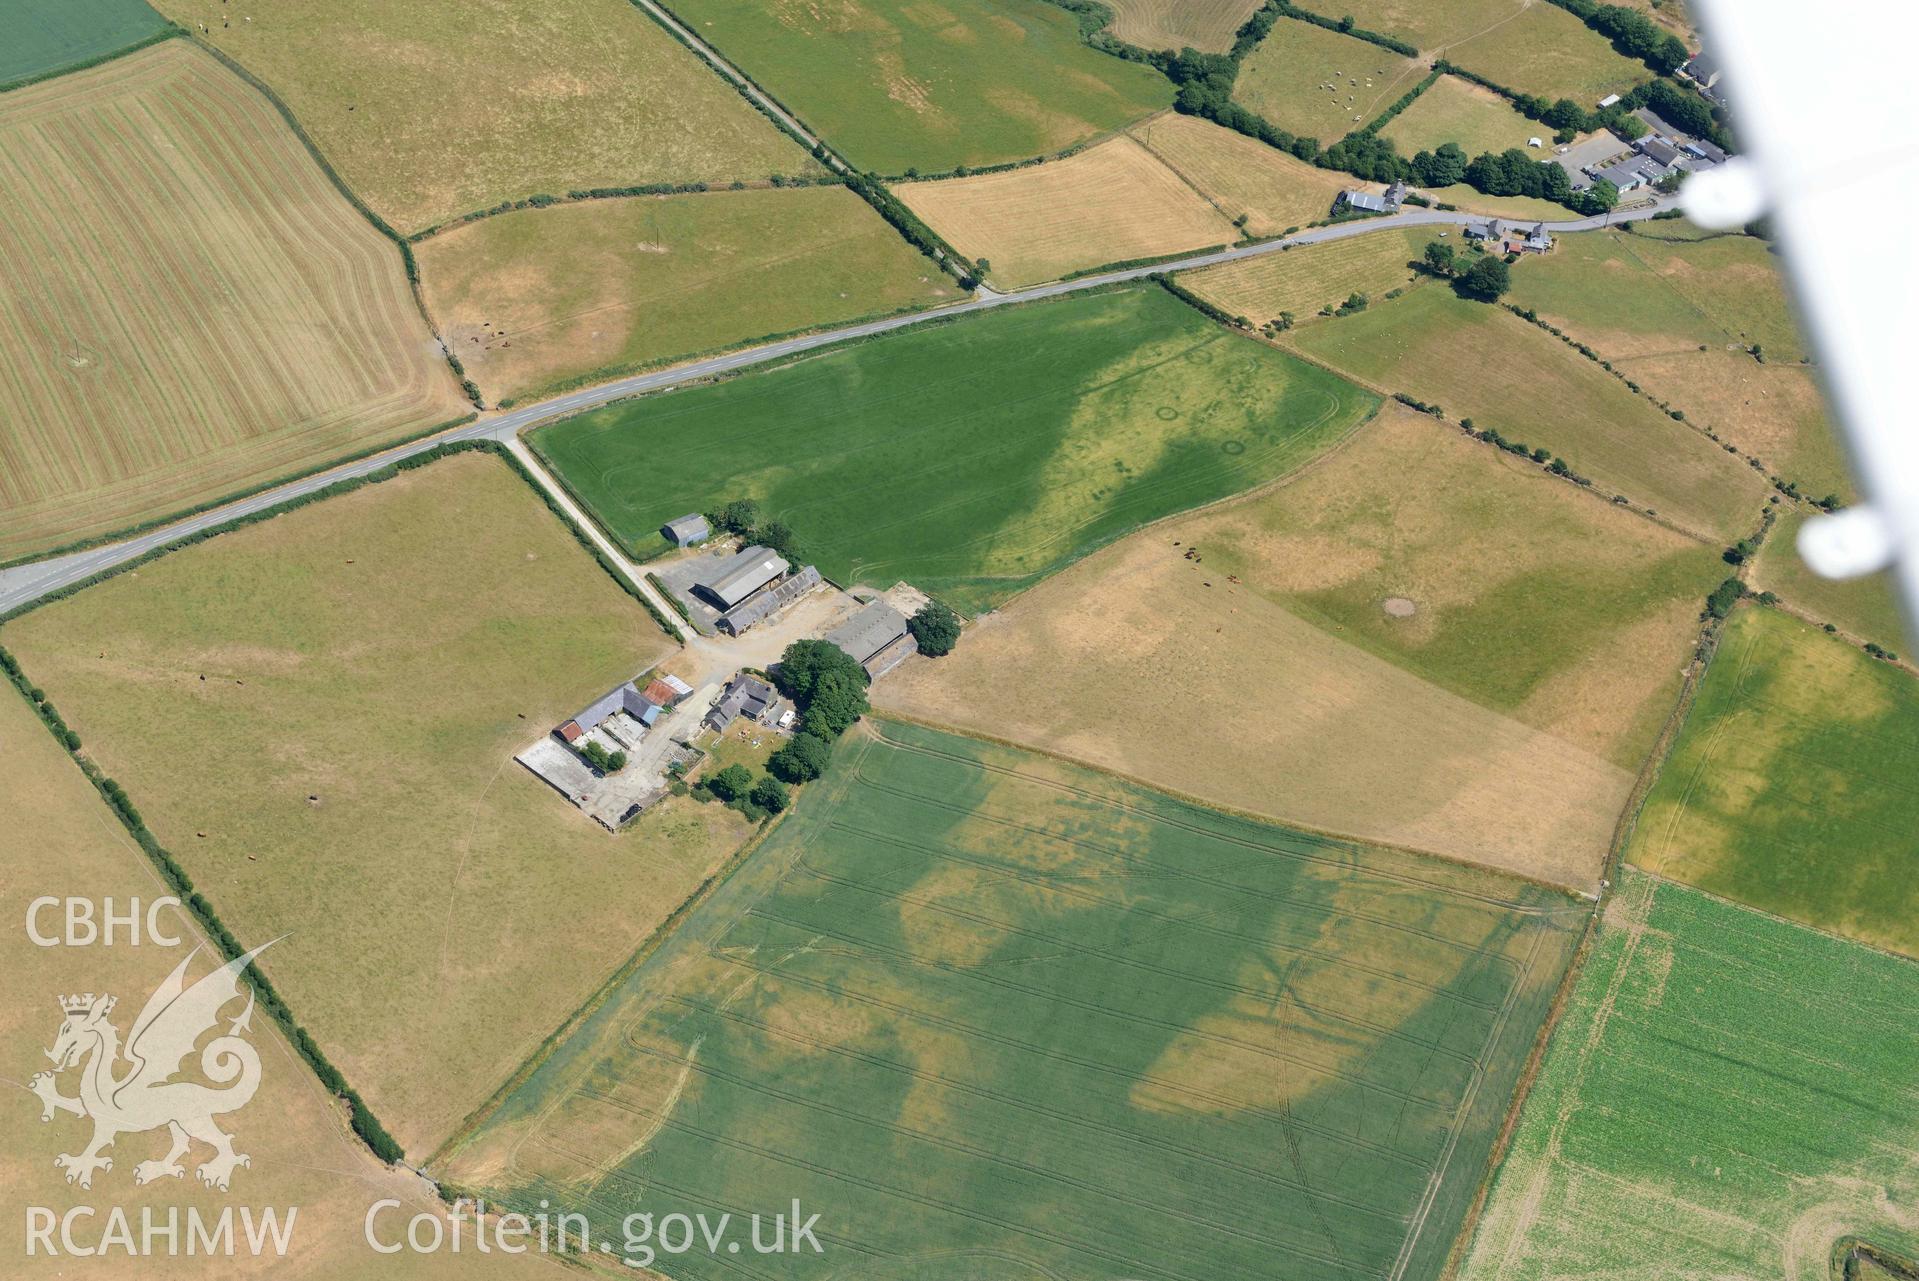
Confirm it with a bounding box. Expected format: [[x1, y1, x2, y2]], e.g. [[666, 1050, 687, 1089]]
[[152, 0, 818, 235], [1446, 1, 1648, 103], [533, 285, 1379, 614], [1462, 869, 1919, 1280], [893, 137, 1237, 287], [1287, 0, 1524, 54], [0, 685, 552, 1280], [1285, 286, 1772, 541], [1509, 227, 1848, 499], [1627, 606, 1919, 959], [1129, 112, 1356, 236], [881, 404, 1720, 886], [659, 0, 1170, 175], [1102, 0, 1264, 52], [1, 453, 757, 1157], [1233, 18, 1428, 143], [1381, 74, 1547, 156], [0, 42, 466, 564], [1182, 228, 1430, 326], [0, 0, 169, 87], [444, 720, 1583, 1281], [1753, 511, 1908, 652], [417, 186, 958, 404]]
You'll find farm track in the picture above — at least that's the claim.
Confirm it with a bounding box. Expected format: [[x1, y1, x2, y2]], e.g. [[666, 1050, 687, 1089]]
[[0, 194, 1677, 614]]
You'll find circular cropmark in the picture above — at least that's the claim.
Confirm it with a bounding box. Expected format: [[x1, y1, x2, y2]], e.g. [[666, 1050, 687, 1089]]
[[1156, 406, 1179, 421], [1220, 440, 1246, 456]]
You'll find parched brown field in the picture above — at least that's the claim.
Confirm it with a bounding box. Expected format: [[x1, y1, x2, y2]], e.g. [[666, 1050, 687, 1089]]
[[1291, 0, 1524, 54], [1103, 0, 1265, 52], [417, 185, 958, 403], [1182, 228, 1429, 325], [0, 682, 549, 1278], [2, 454, 755, 1158], [1447, 2, 1649, 103], [153, 0, 818, 234], [894, 135, 1238, 286], [1130, 111, 1356, 235], [878, 405, 1724, 888], [1382, 74, 1547, 156], [0, 42, 466, 564]]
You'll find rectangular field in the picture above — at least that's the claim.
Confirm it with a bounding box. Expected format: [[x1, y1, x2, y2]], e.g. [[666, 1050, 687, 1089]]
[[1102, 0, 1265, 52], [1507, 227, 1848, 500], [0, 41, 467, 564], [1182, 229, 1430, 327], [1233, 18, 1428, 143], [893, 136, 1237, 287], [1380, 74, 1547, 156], [1, 452, 754, 1157], [1287, 0, 1525, 54], [417, 186, 959, 404], [1284, 286, 1772, 541], [0, 0, 169, 87], [443, 720, 1585, 1281], [1446, 2, 1649, 103], [1753, 512, 1909, 651], [0, 683, 550, 1280], [152, 0, 817, 234], [881, 403, 1723, 886], [657, 0, 1171, 175], [1462, 869, 1919, 1280], [1129, 112, 1357, 236], [532, 285, 1379, 614], [1627, 605, 1919, 959]]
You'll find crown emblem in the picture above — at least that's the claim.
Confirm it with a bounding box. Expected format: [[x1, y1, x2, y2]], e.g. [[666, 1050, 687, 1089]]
[[59, 993, 109, 1016]]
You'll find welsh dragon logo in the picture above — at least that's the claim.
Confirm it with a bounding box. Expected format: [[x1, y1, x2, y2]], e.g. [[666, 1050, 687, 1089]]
[[28, 941, 272, 1192]]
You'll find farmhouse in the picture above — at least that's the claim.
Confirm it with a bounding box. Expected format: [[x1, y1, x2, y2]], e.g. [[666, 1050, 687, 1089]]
[[1636, 136, 1686, 168], [825, 599, 919, 679], [1339, 181, 1404, 216], [704, 673, 778, 733], [1591, 154, 1668, 193], [1682, 51, 1726, 102], [661, 513, 711, 547]]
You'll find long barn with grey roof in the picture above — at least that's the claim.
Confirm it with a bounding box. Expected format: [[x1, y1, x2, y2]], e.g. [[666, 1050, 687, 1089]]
[[692, 545, 789, 609]]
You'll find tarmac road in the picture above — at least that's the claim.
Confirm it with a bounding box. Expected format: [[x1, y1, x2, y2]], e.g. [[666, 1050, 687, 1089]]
[[0, 195, 1672, 616]]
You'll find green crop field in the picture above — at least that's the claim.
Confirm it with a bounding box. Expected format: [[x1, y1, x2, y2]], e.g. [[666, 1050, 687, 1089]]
[[1446, 2, 1648, 103], [1, 452, 758, 1156], [1234, 18, 1429, 143], [153, 0, 818, 234], [659, 0, 1170, 175], [1381, 74, 1547, 156], [0, 0, 170, 87], [416, 186, 958, 404], [1753, 511, 1910, 652], [1463, 869, 1919, 1280], [1284, 286, 1771, 541], [443, 720, 1584, 1281], [1628, 605, 1919, 959], [532, 285, 1378, 613], [1509, 227, 1848, 500]]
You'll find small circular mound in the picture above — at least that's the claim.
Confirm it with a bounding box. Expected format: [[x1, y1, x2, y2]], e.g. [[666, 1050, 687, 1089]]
[[1383, 597, 1417, 618]]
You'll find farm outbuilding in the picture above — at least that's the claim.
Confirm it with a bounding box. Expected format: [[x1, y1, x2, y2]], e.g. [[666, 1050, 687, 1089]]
[[693, 545, 790, 609], [717, 564, 822, 635], [661, 513, 711, 546], [825, 599, 917, 676]]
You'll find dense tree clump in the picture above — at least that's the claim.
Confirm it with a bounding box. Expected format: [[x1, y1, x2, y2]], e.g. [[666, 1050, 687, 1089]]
[[706, 763, 753, 802], [908, 599, 963, 657], [775, 639, 870, 739], [1455, 256, 1512, 302], [769, 732, 832, 782], [749, 776, 790, 813]]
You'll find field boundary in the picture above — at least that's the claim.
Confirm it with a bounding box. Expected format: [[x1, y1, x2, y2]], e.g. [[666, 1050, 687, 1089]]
[[0, 413, 475, 573], [178, 36, 482, 404], [426, 810, 788, 1175], [0, 442, 694, 1167], [0, 21, 185, 94]]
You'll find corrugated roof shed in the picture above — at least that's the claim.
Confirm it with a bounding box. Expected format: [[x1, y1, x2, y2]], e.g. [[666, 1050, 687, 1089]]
[[695, 545, 789, 609], [825, 600, 910, 665], [717, 565, 820, 635], [643, 678, 680, 706], [662, 513, 711, 546]]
